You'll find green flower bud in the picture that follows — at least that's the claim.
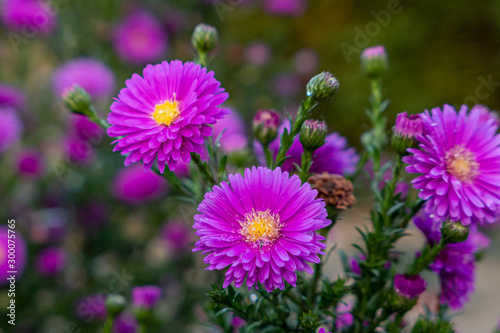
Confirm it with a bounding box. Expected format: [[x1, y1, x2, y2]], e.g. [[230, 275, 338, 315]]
[[253, 109, 281, 146], [300, 119, 327, 152], [442, 220, 469, 243], [191, 23, 218, 54], [306, 71, 339, 102], [106, 294, 127, 317], [62, 84, 92, 116]]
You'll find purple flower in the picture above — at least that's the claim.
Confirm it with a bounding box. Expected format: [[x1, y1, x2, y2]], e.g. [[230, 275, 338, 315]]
[[52, 58, 115, 99], [244, 42, 272, 66], [64, 136, 95, 165], [162, 220, 193, 252], [361, 45, 386, 60], [272, 73, 302, 97], [112, 165, 167, 205], [1, 0, 57, 35], [414, 211, 476, 309], [404, 105, 500, 225], [335, 299, 354, 331], [75, 294, 107, 322], [16, 149, 45, 179], [394, 112, 423, 140], [394, 274, 427, 299], [349, 254, 365, 275], [0, 226, 27, 284], [107, 60, 229, 172], [0, 107, 23, 154], [0, 83, 26, 109], [264, 0, 306, 16], [293, 48, 319, 75], [193, 167, 330, 291], [472, 104, 499, 128], [113, 313, 138, 333], [213, 110, 248, 153], [35, 246, 67, 276], [71, 114, 104, 143], [318, 328, 332, 333], [132, 286, 162, 309], [113, 10, 168, 65], [255, 122, 358, 176]]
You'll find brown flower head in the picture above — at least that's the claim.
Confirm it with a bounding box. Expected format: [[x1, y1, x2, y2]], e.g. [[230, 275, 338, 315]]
[[308, 172, 355, 210]]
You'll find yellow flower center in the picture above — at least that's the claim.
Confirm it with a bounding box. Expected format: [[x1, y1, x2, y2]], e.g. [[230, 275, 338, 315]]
[[153, 99, 180, 126], [445, 145, 479, 182], [0, 246, 4, 265], [240, 210, 282, 245]]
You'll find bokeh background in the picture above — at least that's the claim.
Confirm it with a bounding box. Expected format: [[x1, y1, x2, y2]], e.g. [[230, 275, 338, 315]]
[[1, 0, 500, 332]]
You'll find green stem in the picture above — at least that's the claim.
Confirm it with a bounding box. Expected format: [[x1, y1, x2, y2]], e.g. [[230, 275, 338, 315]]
[[138, 324, 147, 333], [263, 143, 274, 169], [273, 98, 317, 168], [191, 152, 217, 187], [408, 238, 446, 275], [299, 150, 313, 183], [197, 51, 208, 68], [88, 105, 110, 129], [102, 316, 114, 333]]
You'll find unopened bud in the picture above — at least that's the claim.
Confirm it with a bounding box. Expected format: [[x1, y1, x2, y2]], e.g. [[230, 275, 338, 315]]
[[253, 109, 281, 146], [106, 294, 127, 317], [442, 220, 469, 243], [361, 45, 388, 78], [306, 71, 339, 102], [299, 119, 327, 152], [62, 84, 92, 115], [391, 112, 424, 156], [191, 23, 218, 54]]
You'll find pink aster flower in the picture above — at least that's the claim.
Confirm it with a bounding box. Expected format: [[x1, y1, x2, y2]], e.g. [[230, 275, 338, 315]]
[[35, 246, 67, 276], [113, 10, 168, 65], [193, 167, 330, 291], [264, 0, 307, 16], [213, 110, 248, 153], [113, 165, 167, 205], [16, 149, 45, 179], [0, 83, 26, 110], [335, 299, 354, 331], [318, 328, 332, 333], [393, 274, 427, 299], [1, 0, 57, 35], [0, 226, 27, 284], [162, 220, 193, 253], [114, 313, 138, 333], [404, 105, 500, 225], [52, 58, 115, 99], [75, 294, 107, 322], [107, 60, 230, 172], [132, 286, 162, 309], [0, 107, 23, 154]]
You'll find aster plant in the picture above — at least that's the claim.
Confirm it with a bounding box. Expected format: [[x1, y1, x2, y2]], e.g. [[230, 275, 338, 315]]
[[58, 24, 500, 333]]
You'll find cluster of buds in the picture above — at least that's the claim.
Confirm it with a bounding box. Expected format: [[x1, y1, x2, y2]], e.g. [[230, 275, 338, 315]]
[[253, 109, 281, 146], [299, 119, 327, 152], [360, 45, 388, 78], [191, 23, 218, 55], [391, 111, 424, 156], [306, 71, 339, 103]]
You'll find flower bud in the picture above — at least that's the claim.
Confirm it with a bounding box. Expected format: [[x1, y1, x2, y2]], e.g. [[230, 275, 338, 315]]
[[253, 109, 280, 146], [361, 45, 388, 78], [306, 71, 339, 102], [106, 294, 127, 317], [62, 84, 92, 115], [300, 119, 327, 152], [191, 23, 218, 54], [442, 220, 469, 243], [391, 112, 423, 156]]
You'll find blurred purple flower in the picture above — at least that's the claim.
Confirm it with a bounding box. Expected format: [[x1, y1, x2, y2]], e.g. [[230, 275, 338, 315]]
[[0, 83, 26, 110], [113, 313, 138, 333], [0, 107, 23, 154], [336, 299, 354, 331], [52, 58, 115, 99], [35, 246, 67, 276], [162, 220, 193, 253], [0, 226, 27, 284], [293, 48, 319, 75], [244, 42, 272, 66], [16, 148, 45, 179], [272, 73, 302, 97], [132, 285, 162, 309], [113, 165, 167, 205], [64, 136, 95, 165], [71, 114, 104, 143], [394, 274, 427, 299], [113, 10, 168, 65], [76, 294, 107, 322], [77, 202, 108, 231], [1, 0, 57, 35], [318, 328, 332, 333], [212, 110, 248, 153], [264, 0, 306, 16], [350, 254, 365, 275]]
